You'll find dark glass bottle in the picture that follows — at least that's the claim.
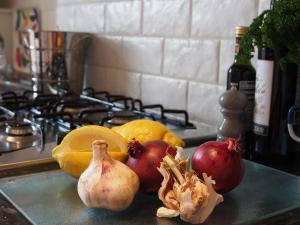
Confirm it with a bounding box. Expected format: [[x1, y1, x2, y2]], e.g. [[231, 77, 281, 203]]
[[253, 47, 298, 165], [252, 0, 299, 169], [226, 26, 256, 159]]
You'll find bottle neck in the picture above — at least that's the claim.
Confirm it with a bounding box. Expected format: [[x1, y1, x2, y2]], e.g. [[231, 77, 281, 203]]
[[234, 36, 251, 65], [234, 54, 251, 65]]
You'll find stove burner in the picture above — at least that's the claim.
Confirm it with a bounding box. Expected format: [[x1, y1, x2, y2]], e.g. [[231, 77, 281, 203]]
[[0, 121, 41, 153], [104, 111, 141, 126], [5, 121, 33, 136]]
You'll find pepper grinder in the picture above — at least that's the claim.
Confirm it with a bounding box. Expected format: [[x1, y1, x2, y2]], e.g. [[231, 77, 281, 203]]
[[217, 83, 248, 156]]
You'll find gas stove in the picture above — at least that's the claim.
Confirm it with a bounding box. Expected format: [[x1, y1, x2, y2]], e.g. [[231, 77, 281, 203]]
[[0, 87, 216, 172]]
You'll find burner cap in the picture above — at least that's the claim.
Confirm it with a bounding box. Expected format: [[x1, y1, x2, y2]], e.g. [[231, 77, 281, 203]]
[[5, 121, 34, 136]]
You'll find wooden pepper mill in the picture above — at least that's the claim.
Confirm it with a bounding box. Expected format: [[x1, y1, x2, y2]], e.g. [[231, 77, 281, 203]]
[[217, 83, 248, 156]]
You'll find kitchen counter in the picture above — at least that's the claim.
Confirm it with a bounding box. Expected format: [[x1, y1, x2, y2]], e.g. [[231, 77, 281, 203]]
[[0, 147, 300, 225], [1, 191, 300, 225], [1, 190, 300, 225]]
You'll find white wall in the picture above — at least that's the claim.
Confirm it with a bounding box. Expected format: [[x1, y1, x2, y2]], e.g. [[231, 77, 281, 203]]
[[3, 0, 271, 126]]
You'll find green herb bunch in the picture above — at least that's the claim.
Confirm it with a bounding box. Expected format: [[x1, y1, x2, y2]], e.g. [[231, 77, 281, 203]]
[[239, 0, 300, 67]]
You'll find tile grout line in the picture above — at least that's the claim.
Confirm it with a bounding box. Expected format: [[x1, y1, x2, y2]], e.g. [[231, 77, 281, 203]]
[[103, 2, 107, 33], [140, 73, 144, 102], [216, 40, 222, 85], [185, 80, 190, 112], [82, 32, 235, 40], [188, 0, 193, 37], [138, 71, 142, 100], [86, 64, 223, 88], [140, 0, 144, 35], [160, 38, 165, 76], [256, 0, 260, 16], [138, 0, 143, 100]]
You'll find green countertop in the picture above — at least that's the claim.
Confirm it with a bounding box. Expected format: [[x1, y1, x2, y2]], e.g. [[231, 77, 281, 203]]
[[0, 148, 300, 225]]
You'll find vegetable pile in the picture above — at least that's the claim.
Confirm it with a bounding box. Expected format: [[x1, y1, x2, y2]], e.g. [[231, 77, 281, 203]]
[[239, 0, 300, 66], [54, 122, 249, 223]]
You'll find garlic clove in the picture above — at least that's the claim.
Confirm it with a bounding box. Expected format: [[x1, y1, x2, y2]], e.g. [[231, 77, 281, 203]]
[[157, 207, 180, 218], [77, 140, 139, 211]]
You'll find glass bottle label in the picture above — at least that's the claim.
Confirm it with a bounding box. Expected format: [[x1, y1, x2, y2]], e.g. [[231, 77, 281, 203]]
[[253, 60, 274, 136]]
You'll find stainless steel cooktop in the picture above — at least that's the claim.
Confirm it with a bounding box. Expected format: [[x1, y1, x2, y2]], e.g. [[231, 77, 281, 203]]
[[0, 84, 216, 172]]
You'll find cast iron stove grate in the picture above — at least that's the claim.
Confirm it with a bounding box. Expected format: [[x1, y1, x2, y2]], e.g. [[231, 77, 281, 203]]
[[0, 88, 196, 150]]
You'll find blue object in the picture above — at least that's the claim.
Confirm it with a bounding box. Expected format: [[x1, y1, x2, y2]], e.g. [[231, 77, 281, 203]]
[[287, 104, 300, 142], [288, 104, 300, 124]]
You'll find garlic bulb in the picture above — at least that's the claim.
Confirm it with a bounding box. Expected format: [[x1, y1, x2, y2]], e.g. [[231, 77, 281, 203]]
[[156, 152, 223, 224], [77, 140, 139, 211]]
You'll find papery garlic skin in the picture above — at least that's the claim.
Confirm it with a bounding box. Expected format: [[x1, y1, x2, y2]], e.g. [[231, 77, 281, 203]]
[[156, 150, 223, 224], [179, 173, 223, 224], [78, 140, 139, 211], [175, 146, 185, 161]]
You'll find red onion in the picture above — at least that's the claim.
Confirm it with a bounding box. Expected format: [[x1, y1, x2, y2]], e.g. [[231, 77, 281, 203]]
[[191, 138, 244, 194], [126, 139, 175, 193]]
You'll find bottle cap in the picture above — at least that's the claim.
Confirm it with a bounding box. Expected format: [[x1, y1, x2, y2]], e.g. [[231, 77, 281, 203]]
[[235, 26, 248, 37]]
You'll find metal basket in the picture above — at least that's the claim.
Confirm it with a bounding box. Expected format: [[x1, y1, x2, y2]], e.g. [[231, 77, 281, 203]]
[[22, 30, 91, 95]]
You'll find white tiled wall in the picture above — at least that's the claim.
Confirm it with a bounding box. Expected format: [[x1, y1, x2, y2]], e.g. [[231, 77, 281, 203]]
[[4, 0, 271, 126], [192, 0, 258, 38], [141, 74, 188, 109], [163, 39, 219, 83], [143, 0, 189, 37], [106, 1, 141, 34]]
